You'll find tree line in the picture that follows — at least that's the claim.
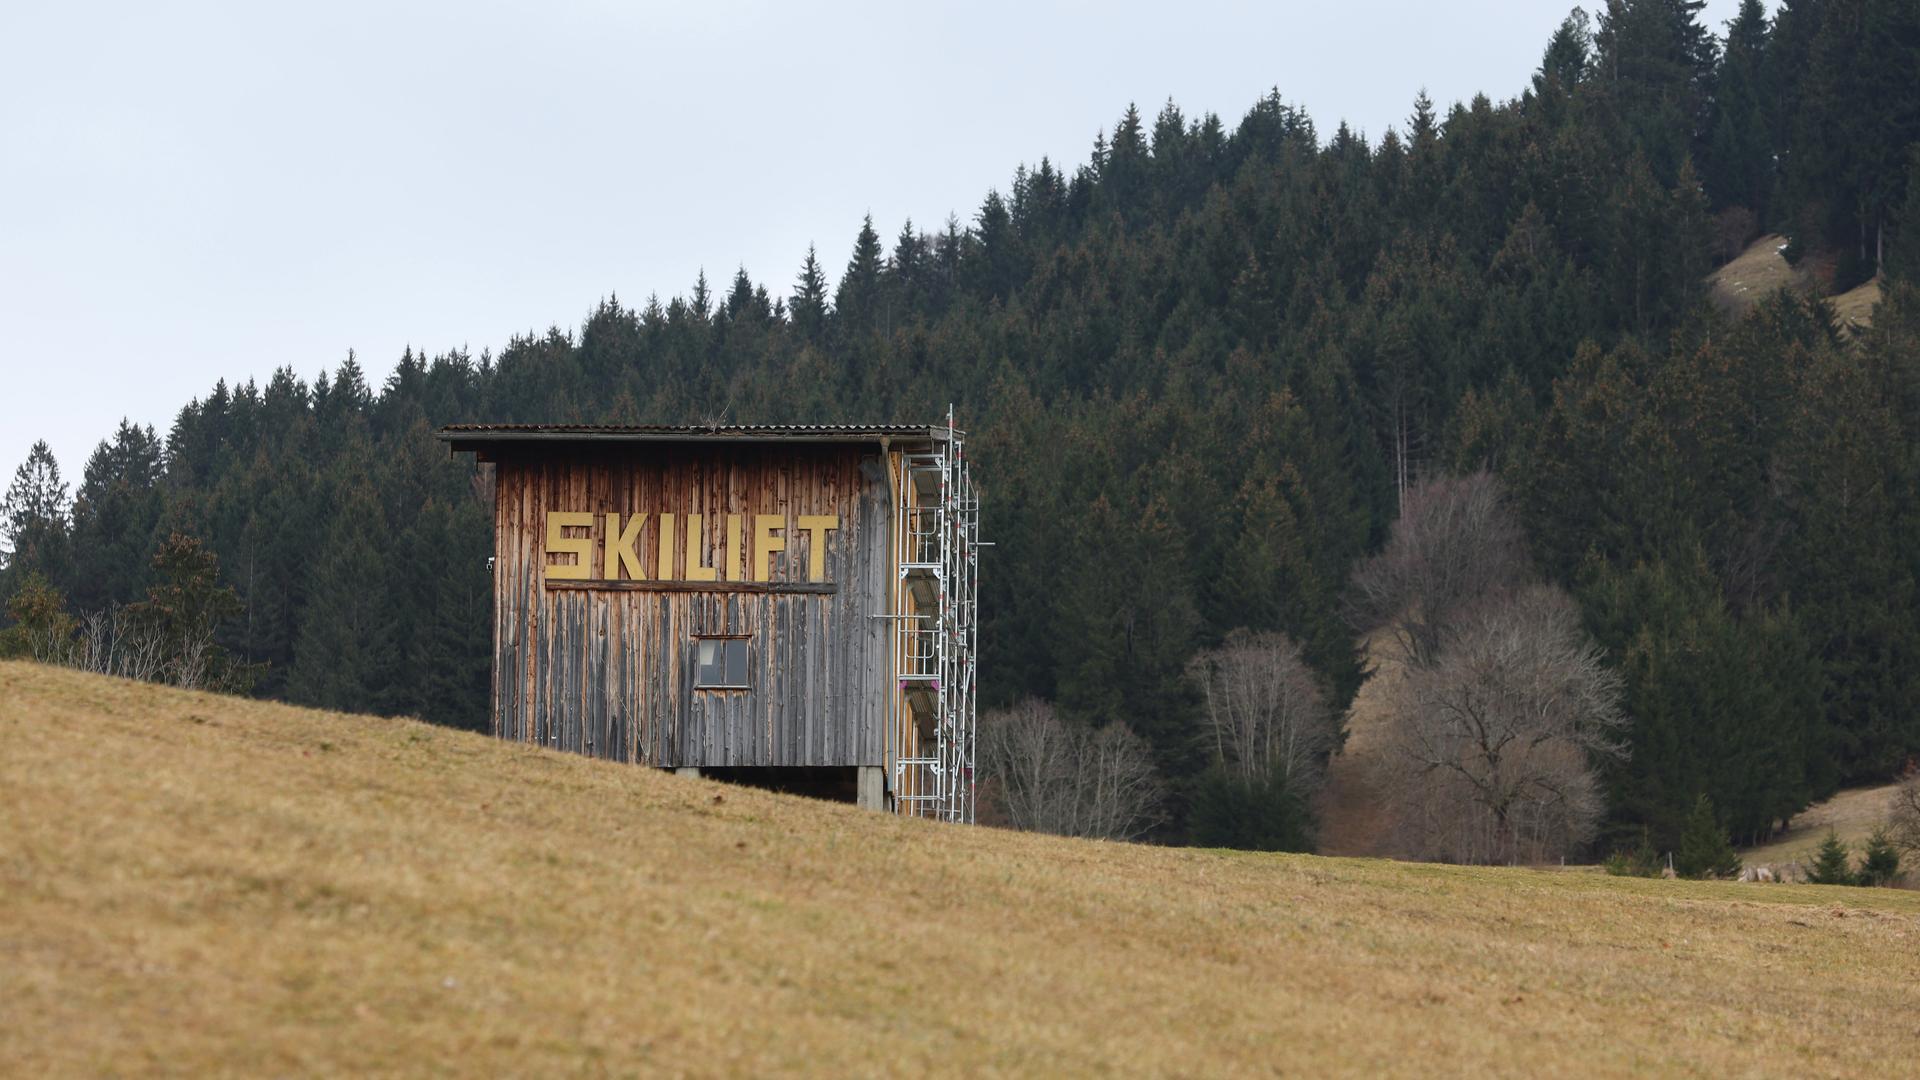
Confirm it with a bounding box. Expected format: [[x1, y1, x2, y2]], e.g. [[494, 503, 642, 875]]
[[5, 0, 1920, 858]]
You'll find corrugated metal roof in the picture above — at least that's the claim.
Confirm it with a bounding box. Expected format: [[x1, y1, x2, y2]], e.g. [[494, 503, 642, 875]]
[[435, 422, 953, 448]]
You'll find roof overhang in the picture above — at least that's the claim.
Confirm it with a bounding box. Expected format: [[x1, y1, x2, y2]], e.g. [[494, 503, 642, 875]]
[[435, 423, 951, 456]]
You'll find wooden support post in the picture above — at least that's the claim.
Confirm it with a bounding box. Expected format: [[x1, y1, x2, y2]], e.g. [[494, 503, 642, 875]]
[[857, 766, 885, 811]]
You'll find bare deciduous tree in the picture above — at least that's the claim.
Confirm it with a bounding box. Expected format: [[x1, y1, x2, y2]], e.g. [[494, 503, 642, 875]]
[[978, 699, 1164, 841], [73, 605, 167, 682], [1375, 585, 1627, 865], [12, 539, 248, 690], [1187, 629, 1338, 792], [1348, 470, 1529, 667]]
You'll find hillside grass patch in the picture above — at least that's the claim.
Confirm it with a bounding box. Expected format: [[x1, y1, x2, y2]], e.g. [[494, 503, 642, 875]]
[[2, 661, 1916, 1077]]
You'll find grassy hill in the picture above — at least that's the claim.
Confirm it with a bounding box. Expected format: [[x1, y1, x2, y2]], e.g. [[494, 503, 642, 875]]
[[4, 662, 1917, 1076], [1743, 783, 1908, 871], [1706, 232, 1885, 334], [1707, 233, 1812, 315], [1315, 629, 1399, 859]]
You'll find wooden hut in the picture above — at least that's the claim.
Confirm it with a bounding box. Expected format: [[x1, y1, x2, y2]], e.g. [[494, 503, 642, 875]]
[[438, 420, 980, 820]]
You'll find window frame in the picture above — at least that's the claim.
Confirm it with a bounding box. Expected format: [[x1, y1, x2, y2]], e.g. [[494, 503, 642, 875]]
[[693, 634, 752, 691]]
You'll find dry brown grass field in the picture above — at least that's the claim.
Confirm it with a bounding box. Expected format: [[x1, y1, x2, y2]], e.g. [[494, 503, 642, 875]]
[[4, 661, 1918, 1077]]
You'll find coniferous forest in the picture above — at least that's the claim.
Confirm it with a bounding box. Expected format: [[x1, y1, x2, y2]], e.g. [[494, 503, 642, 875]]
[[6, 0, 1920, 854]]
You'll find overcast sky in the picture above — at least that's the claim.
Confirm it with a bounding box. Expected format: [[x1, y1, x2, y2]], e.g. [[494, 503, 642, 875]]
[[2, 1, 1766, 481]]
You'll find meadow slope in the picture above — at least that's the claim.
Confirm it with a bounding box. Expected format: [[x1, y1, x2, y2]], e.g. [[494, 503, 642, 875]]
[[3, 661, 1916, 1077]]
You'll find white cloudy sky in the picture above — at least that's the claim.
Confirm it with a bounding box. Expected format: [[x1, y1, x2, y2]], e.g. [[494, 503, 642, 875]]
[[1, 1, 1765, 480]]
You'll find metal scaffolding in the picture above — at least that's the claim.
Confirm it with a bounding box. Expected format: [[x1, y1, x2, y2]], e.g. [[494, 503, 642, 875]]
[[893, 407, 980, 823]]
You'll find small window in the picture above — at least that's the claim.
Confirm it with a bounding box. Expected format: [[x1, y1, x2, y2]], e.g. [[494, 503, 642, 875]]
[[695, 637, 750, 689]]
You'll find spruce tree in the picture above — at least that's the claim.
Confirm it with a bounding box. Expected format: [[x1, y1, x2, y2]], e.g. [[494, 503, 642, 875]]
[[1100, 103, 1148, 214], [1885, 148, 1920, 283], [833, 215, 886, 336], [1592, 0, 1717, 184], [1631, 827, 1662, 877], [722, 267, 756, 323], [68, 421, 164, 613], [688, 269, 712, 323], [1776, 327, 1920, 781], [1858, 827, 1901, 887], [889, 218, 927, 314], [967, 191, 1017, 301], [1807, 831, 1856, 885], [789, 245, 829, 342], [1674, 793, 1742, 878], [1704, 0, 1772, 216], [1533, 8, 1592, 102], [1, 440, 72, 596], [287, 462, 396, 712]]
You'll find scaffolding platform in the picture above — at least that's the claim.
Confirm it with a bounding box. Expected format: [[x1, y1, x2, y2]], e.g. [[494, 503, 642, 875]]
[[890, 407, 980, 824]]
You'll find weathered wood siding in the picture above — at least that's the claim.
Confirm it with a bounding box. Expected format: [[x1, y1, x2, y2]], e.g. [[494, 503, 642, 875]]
[[490, 442, 893, 767]]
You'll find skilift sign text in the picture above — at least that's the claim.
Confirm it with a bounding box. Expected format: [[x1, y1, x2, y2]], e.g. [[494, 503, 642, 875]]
[[543, 511, 839, 584]]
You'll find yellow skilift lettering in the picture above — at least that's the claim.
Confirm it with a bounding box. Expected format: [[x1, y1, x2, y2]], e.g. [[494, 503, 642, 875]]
[[753, 516, 786, 581], [544, 512, 594, 580], [684, 514, 718, 581], [605, 513, 647, 579], [725, 513, 744, 582], [797, 514, 839, 582], [657, 513, 676, 579]]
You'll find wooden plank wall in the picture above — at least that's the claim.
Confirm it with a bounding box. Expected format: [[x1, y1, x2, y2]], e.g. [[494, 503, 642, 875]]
[[490, 442, 893, 768]]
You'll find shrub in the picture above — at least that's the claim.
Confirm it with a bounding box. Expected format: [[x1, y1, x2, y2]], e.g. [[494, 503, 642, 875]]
[[1188, 768, 1314, 853], [1604, 827, 1662, 877], [1, 573, 76, 662]]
